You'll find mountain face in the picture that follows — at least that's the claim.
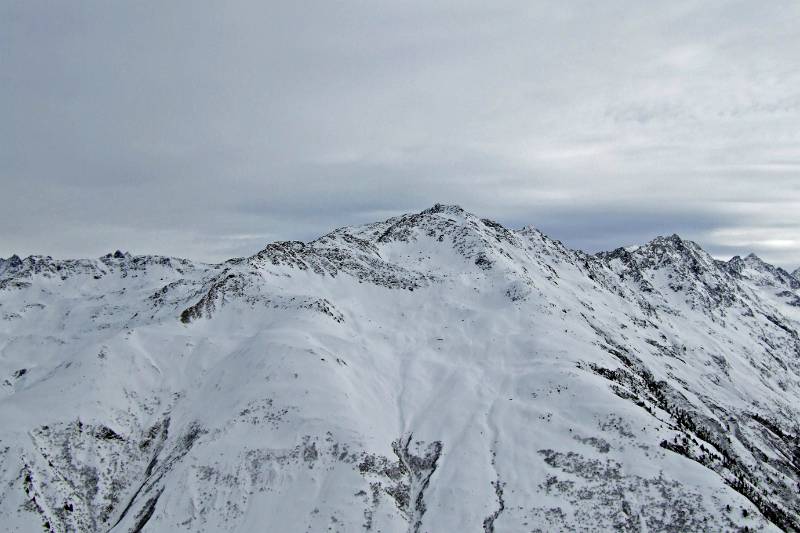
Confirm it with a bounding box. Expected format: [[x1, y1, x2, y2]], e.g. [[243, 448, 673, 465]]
[[1, 204, 799, 533]]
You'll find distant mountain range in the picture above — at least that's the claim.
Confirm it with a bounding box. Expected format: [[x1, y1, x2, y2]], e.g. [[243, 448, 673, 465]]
[[1, 204, 799, 532]]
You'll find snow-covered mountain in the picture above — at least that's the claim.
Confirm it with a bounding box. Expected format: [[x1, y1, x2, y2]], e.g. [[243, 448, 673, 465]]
[[1, 204, 799, 532]]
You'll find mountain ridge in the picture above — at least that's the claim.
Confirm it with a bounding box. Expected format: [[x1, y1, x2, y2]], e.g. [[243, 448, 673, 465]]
[[1, 204, 795, 283], [1, 204, 799, 532]]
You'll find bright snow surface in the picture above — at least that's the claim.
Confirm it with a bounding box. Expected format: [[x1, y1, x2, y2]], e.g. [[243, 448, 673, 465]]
[[1, 204, 799, 532]]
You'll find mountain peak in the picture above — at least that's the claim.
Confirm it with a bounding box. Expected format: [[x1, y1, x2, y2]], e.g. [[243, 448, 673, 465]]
[[0, 254, 23, 269], [421, 203, 468, 217], [636, 233, 708, 261], [103, 250, 132, 260], [727, 252, 800, 289]]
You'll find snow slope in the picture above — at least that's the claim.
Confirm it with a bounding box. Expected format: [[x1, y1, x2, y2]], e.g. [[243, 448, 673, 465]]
[[1, 204, 799, 532]]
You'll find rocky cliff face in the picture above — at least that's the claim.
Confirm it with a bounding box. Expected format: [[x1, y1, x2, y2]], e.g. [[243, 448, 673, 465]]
[[1, 204, 799, 532]]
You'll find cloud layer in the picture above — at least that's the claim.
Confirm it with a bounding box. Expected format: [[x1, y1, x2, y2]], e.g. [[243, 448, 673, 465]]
[[2, 1, 799, 267]]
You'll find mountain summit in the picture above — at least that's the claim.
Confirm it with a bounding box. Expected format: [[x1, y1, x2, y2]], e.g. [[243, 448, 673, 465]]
[[1, 205, 799, 532]]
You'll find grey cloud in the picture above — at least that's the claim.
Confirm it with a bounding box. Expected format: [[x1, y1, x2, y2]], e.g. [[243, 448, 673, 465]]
[[1, 0, 798, 268]]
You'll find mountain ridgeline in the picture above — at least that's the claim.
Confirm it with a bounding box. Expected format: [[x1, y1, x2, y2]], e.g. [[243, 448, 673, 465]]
[[1, 204, 799, 532]]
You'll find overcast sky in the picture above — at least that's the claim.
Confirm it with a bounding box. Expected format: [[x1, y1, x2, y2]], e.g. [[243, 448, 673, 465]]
[[2, 1, 799, 268]]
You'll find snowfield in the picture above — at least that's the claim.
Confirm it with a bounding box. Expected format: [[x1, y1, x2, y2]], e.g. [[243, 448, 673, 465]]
[[1, 204, 799, 532]]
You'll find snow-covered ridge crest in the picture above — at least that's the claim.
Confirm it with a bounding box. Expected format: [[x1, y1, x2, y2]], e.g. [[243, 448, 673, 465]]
[[1, 204, 799, 532], [728, 253, 800, 289]]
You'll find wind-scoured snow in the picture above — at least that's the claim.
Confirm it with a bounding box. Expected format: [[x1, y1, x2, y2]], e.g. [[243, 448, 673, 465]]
[[1, 204, 799, 532]]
